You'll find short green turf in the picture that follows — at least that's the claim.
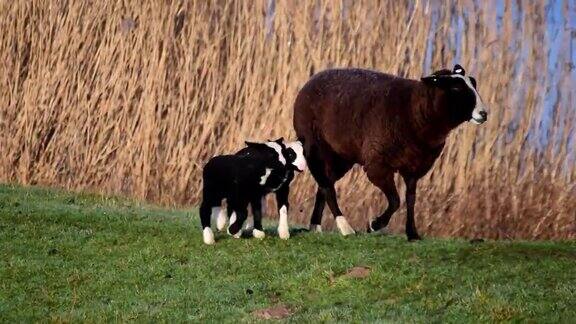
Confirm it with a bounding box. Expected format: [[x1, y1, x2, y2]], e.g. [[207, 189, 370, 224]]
[[1, 184, 575, 322]]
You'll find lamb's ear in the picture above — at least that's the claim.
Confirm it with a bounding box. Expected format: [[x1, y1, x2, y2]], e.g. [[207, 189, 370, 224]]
[[245, 141, 263, 148], [453, 64, 465, 75], [273, 137, 284, 144]]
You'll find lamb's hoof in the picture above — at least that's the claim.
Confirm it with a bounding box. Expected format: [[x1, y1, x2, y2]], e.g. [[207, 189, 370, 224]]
[[335, 216, 355, 236], [216, 210, 228, 231], [203, 227, 215, 245], [309, 224, 322, 233], [278, 227, 290, 240], [227, 227, 242, 239], [367, 221, 389, 235], [253, 229, 266, 239]]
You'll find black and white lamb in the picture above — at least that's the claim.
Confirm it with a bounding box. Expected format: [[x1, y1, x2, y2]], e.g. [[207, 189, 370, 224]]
[[200, 139, 305, 245], [225, 139, 306, 240]]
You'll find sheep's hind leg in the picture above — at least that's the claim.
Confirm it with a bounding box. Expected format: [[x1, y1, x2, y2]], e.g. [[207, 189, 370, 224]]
[[324, 185, 355, 236], [304, 144, 328, 232], [305, 142, 353, 235], [309, 188, 325, 233]]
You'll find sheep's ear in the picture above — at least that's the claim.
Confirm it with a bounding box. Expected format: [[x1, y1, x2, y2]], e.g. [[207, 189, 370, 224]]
[[421, 75, 439, 85], [421, 75, 454, 89], [453, 64, 465, 75], [273, 137, 284, 144]]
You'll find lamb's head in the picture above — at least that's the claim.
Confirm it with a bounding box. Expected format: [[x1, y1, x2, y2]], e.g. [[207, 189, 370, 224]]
[[262, 138, 306, 173], [244, 138, 306, 173], [421, 64, 488, 125], [244, 138, 286, 170], [284, 140, 306, 172]]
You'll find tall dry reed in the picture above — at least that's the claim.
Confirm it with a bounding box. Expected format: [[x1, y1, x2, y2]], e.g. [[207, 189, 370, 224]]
[[1, 0, 574, 239]]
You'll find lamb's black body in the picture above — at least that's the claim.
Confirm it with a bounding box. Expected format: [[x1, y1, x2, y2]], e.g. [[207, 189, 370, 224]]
[[235, 146, 296, 230], [200, 152, 284, 235], [200, 139, 305, 244]]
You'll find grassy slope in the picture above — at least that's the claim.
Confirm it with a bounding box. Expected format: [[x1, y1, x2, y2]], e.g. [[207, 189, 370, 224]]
[[0, 184, 575, 322]]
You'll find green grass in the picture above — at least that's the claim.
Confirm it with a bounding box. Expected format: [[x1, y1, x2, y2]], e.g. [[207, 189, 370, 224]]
[[1, 184, 575, 322]]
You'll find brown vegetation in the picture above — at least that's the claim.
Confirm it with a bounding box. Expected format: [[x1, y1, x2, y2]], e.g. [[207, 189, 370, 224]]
[[1, 1, 574, 239]]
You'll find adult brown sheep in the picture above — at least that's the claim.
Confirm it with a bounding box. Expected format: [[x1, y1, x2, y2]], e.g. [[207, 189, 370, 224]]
[[293, 64, 488, 241]]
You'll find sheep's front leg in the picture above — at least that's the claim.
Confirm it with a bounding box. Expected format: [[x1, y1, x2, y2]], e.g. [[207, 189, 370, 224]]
[[402, 175, 421, 241], [275, 185, 291, 240], [365, 164, 399, 234]]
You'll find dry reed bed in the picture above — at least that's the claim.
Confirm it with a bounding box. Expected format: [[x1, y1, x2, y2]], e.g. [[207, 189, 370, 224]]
[[1, 0, 574, 239]]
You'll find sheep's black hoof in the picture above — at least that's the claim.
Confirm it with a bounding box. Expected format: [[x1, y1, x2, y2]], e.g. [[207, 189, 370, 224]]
[[407, 235, 422, 242], [367, 222, 374, 233], [367, 220, 378, 233]]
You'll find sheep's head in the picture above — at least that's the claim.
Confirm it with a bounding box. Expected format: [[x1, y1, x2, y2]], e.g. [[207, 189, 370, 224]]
[[421, 64, 488, 125]]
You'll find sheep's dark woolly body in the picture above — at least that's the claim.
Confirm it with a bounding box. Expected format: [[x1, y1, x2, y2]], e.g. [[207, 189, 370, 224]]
[[293, 66, 486, 240]]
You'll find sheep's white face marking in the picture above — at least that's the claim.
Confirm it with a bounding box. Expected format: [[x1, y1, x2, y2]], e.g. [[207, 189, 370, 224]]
[[278, 205, 290, 239], [450, 74, 487, 124], [286, 141, 306, 172], [203, 227, 215, 245], [265, 141, 286, 165], [259, 168, 272, 185]]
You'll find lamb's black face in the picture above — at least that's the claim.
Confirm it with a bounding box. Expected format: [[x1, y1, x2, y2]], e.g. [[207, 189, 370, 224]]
[[421, 64, 488, 125], [244, 140, 284, 170]]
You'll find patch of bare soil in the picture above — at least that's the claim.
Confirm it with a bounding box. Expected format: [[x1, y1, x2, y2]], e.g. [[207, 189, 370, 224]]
[[252, 305, 292, 320], [344, 266, 371, 278]]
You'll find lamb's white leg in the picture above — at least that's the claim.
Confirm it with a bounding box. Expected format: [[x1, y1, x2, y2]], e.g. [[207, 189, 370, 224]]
[[244, 215, 254, 231], [278, 205, 290, 240], [227, 212, 242, 238], [252, 229, 266, 239], [335, 216, 355, 236], [216, 207, 227, 231], [309, 224, 322, 233], [203, 227, 215, 245]]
